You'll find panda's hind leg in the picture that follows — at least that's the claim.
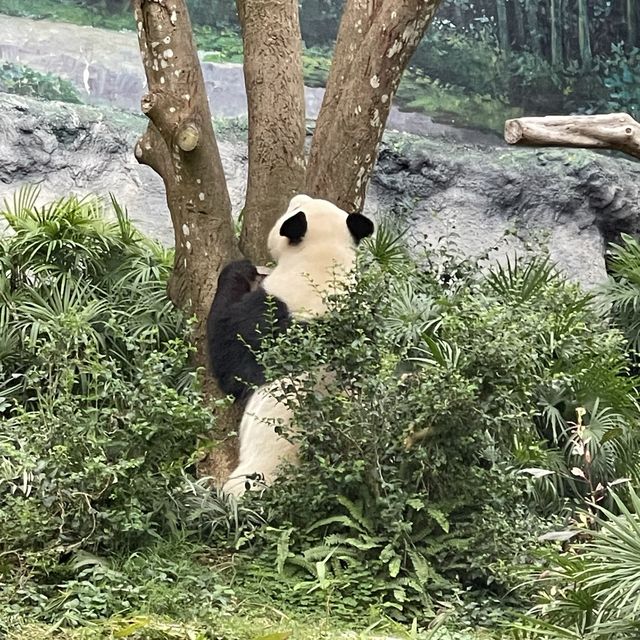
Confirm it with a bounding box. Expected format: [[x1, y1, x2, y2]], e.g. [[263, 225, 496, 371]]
[[222, 383, 299, 497]]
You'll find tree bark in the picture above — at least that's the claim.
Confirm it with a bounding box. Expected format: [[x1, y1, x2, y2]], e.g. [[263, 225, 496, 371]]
[[305, 0, 442, 213], [504, 113, 640, 159], [628, 0, 638, 48], [132, 0, 240, 363], [236, 0, 306, 264], [577, 0, 592, 67], [496, 0, 510, 54], [525, 0, 541, 55], [549, 0, 562, 67], [513, 0, 526, 51]]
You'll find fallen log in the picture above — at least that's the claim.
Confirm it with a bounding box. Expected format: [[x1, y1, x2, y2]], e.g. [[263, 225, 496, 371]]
[[504, 113, 640, 160]]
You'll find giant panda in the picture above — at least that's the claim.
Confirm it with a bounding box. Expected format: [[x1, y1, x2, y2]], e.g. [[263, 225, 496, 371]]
[[206, 194, 374, 496]]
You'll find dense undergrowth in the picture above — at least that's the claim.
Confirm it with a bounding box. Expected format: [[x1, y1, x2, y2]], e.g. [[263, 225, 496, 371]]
[[1, 192, 640, 638]]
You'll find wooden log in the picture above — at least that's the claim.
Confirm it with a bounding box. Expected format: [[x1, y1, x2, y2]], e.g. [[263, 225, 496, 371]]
[[504, 113, 640, 160]]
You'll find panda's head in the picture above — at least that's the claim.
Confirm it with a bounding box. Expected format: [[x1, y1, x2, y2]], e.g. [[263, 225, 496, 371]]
[[267, 195, 374, 263]]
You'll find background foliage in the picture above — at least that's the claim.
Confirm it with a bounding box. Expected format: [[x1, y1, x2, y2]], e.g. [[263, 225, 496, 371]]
[[0, 60, 81, 103], [1, 0, 637, 129]]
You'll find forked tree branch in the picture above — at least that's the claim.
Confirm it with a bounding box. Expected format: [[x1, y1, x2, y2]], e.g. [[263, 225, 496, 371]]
[[504, 113, 640, 159], [132, 0, 240, 362], [306, 0, 442, 212]]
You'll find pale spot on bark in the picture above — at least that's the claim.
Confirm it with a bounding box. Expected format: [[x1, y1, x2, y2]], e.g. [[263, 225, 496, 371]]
[[182, 223, 190, 236], [196, 178, 201, 184], [160, 76, 165, 84], [170, 10, 177, 25], [370, 75, 380, 88], [199, 192, 205, 201], [186, 240, 192, 251], [135, 144, 142, 158], [387, 39, 402, 57], [163, 36, 171, 44], [164, 49, 174, 59], [381, 94, 389, 103], [160, 59, 168, 69]]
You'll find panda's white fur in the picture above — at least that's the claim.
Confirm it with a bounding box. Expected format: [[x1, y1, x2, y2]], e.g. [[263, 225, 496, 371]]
[[222, 380, 300, 496], [262, 195, 361, 320], [213, 195, 373, 497]]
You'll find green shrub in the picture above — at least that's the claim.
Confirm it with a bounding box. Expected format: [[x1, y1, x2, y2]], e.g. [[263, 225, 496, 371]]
[[599, 233, 640, 354], [593, 43, 640, 123], [0, 61, 81, 103], [413, 24, 509, 100], [512, 486, 640, 639], [227, 235, 639, 626], [0, 189, 216, 624]]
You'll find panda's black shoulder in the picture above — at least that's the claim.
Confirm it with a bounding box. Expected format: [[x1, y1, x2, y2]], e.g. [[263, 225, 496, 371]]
[[207, 281, 292, 401]]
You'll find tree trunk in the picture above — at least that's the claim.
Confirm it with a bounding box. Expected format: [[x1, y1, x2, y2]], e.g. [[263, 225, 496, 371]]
[[236, 0, 306, 264], [132, 0, 240, 363], [305, 0, 443, 213], [496, 0, 510, 54], [549, 0, 562, 67], [628, 0, 638, 48], [504, 113, 640, 159], [513, 0, 526, 51], [577, 0, 592, 67], [525, 0, 541, 55]]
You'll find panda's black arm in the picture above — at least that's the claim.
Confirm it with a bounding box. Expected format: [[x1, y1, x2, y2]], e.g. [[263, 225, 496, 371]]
[[207, 286, 290, 402], [209, 259, 258, 315]]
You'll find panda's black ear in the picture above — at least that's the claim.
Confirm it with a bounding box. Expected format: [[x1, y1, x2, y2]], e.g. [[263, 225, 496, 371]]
[[347, 213, 374, 244], [279, 211, 307, 244]]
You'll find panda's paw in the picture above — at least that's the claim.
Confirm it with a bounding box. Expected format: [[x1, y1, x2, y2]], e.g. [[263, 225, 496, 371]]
[[221, 259, 258, 281], [244, 471, 266, 493], [217, 260, 259, 296]]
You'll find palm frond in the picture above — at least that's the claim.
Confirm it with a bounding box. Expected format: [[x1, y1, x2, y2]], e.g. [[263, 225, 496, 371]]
[[486, 255, 561, 305]]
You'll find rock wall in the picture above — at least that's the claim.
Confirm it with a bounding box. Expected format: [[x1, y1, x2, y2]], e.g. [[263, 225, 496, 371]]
[[370, 138, 640, 287], [2, 93, 639, 287]]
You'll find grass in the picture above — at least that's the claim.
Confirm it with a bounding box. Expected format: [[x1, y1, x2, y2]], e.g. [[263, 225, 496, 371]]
[[397, 73, 523, 134], [9, 618, 503, 640]]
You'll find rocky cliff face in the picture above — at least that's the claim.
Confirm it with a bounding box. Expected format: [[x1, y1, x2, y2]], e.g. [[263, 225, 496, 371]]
[[2, 93, 639, 287], [370, 137, 640, 287]]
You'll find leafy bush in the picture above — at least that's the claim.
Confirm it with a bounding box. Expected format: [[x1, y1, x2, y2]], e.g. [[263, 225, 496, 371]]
[[593, 43, 640, 124], [0, 0, 133, 29], [0, 189, 216, 624], [600, 233, 640, 353], [227, 235, 639, 626], [413, 24, 509, 100], [0, 61, 81, 103], [512, 486, 640, 639]]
